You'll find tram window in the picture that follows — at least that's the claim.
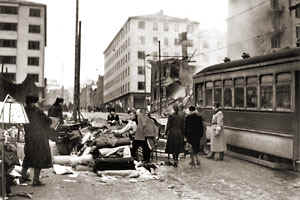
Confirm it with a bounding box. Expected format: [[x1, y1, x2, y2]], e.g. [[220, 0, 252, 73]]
[[196, 83, 204, 106], [214, 88, 222, 105], [246, 77, 258, 108], [205, 89, 212, 106], [276, 85, 291, 109], [205, 82, 213, 106], [246, 87, 257, 108], [224, 88, 232, 107], [224, 79, 233, 107], [260, 75, 273, 109], [234, 78, 245, 108], [276, 73, 291, 109], [214, 80, 222, 105], [235, 87, 244, 107]]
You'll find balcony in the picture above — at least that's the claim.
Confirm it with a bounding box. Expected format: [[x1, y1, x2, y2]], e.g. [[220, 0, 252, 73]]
[[270, 24, 286, 37], [271, 5, 284, 14]]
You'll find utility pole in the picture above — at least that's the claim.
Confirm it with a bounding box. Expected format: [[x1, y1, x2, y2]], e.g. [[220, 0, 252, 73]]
[[158, 40, 162, 116], [143, 54, 147, 111], [78, 21, 82, 116], [73, 0, 80, 121]]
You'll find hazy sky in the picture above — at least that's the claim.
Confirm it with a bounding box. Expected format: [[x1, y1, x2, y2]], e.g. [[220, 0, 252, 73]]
[[31, 0, 228, 88]]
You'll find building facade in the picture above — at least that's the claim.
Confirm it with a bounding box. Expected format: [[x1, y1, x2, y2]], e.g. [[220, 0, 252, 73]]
[[0, 0, 46, 90], [93, 75, 104, 109], [227, 0, 300, 60], [103, 11, 200, 111]]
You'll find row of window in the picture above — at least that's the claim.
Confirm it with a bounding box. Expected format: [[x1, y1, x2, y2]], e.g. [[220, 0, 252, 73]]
[[0, 6, 41, 17], [105, 52, 130, 79], [105, 38, 130, 68], [106, 22, 130, 59], [2, 73, 39, 82], [0, 22, 41, 33], [0, 39, 40, 49], [137, 50, 180, 61], [137, 21, 194, 33], [196, 72, 292, 111], [138, 36, 182, 46], [0, 56, 39, 66], [105, 79, 146, 102], [105, 82, 130, 102], [105, 65, 130, 90]]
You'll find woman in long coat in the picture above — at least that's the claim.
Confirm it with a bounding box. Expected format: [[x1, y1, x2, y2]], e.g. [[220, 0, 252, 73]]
[[206, 102, 226, 161], [185, 106, 204, 167], [21, 96, 53, 186], [165, 104, 185, 167]]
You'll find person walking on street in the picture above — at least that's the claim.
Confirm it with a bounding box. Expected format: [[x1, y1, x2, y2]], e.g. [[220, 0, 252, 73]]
[[165, 104, 185, 167], [206, 102, 226, 161], [21, 95, 53, 186], [185, 106, 204, 168]]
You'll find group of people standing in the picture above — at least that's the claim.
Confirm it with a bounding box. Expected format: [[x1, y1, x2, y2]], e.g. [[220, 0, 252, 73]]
[[165, 102, 226, 168]]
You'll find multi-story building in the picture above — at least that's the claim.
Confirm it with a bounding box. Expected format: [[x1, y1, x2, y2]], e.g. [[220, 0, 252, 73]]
[[227, 0, 300, 60], [103, 10, 199, 111], [197, 28, 227, 70], [92, 75, 104, 109], [0, 0, 46, 90]]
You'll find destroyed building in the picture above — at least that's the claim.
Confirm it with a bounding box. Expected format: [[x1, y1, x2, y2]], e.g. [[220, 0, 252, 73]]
[[149, 58, 196, 114]]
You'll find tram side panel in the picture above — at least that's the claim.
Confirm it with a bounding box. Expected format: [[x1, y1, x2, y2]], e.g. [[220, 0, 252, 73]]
[[295, 71, 300, 163]]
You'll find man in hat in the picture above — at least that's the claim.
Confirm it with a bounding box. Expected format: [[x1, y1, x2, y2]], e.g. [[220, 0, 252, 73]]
[[20, 95, 53, 186]]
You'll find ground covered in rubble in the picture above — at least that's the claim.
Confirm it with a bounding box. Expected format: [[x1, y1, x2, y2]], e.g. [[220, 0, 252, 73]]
[[8, 154, 300, 200], [7, 112, 300, 200]]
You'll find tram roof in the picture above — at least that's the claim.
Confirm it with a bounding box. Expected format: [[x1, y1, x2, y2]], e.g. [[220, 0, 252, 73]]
[[194, 48, 300, 77]]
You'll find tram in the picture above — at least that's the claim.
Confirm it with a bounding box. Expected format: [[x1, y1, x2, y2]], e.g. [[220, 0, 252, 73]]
[[193, 48, 300, 170]]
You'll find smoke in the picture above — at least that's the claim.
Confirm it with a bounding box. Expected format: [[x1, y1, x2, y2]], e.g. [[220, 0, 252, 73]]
[[227, 0, 272, 59]]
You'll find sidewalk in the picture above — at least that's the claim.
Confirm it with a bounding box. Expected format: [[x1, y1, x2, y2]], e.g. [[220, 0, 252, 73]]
[[159, 153, 300, 200]]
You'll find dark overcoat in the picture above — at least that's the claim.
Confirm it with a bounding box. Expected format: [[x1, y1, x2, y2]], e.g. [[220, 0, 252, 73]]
[[184, 112, 204, 152], [165, 112, 185, 154], [48, 104, 63, 120], [23, 105, 53, 169]]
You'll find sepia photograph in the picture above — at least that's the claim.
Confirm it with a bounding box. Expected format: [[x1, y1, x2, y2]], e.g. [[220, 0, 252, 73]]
[[0, 0, 300, 199]]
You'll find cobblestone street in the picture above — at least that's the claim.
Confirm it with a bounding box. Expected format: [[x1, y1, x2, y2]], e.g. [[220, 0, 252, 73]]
[[9, 152, 300, 200]]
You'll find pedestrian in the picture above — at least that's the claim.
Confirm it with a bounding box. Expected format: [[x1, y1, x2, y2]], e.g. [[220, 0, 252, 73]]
[[20, 95, 53, 186], [206, 102, 226, 161], [107, 107, 120, 126], [185, 105, 204, 168], [112, 109, 137, 139], [165, 104, 185, 167], [132, 109, 159, 163], [48, 97, 64, 124]]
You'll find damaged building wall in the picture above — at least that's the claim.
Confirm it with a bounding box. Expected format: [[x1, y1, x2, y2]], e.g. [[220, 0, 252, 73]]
[[150, 58, 196, 113], [227, 0, 294, 60]]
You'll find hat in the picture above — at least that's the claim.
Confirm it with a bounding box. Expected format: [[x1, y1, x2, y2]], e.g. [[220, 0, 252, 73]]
[[55, 97, 64, 104], [25, 95, 39, 104], [189, 106, 196, 112]]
